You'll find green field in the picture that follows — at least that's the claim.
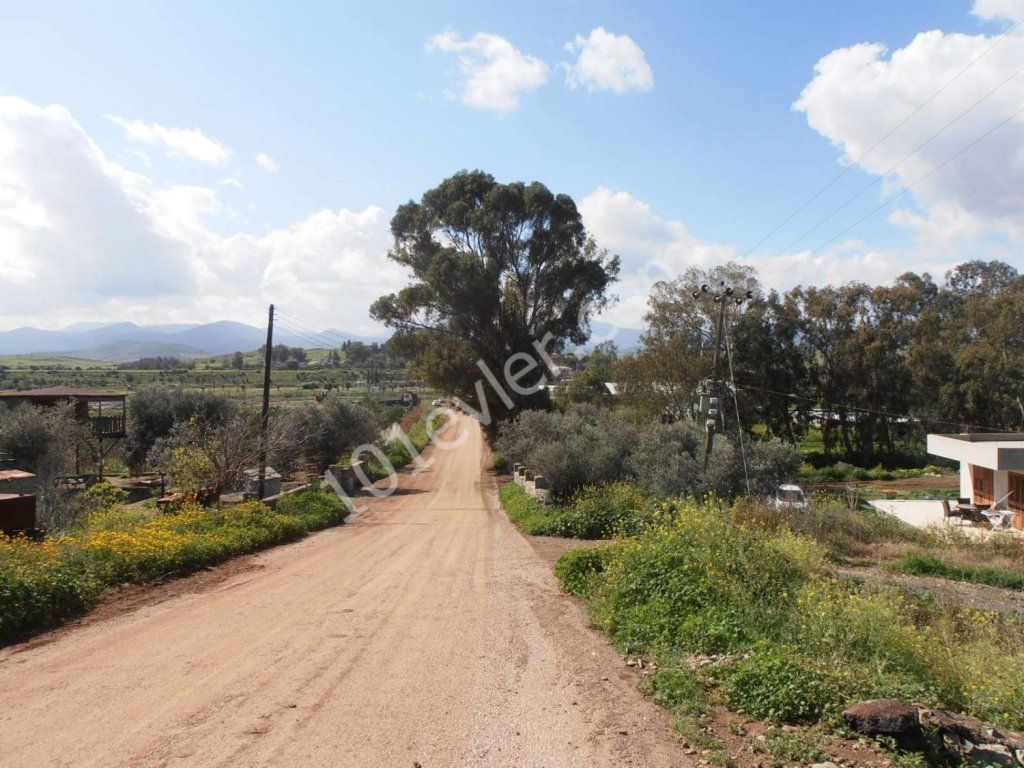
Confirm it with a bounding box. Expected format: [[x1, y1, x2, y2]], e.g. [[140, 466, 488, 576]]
[[0, 351, 422, 408]]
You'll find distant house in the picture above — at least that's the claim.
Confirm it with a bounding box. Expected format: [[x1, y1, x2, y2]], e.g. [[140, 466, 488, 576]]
[[927, 432, 1024, 530]]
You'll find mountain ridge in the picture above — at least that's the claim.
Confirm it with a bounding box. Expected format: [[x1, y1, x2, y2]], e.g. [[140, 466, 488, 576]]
[[0, 321, 389, 360]]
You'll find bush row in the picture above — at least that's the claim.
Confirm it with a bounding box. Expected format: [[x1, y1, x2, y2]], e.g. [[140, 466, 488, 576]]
[[496, 405, 801, 501], [0, 490, 349, 643], [554, 499, 1024, 731], [499, 482, 653, 539], [797, 462, 951, 484]]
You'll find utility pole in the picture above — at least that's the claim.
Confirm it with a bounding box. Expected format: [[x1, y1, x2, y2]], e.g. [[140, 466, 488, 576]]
[[693, 283, 753, 474], [701, 293, 728, 473], [258, 304, 274, 500]]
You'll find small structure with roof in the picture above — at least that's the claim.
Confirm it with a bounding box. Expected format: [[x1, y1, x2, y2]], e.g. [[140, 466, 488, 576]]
[[242, 466, 282, 499], [927, 432, 1024, 530], [0, 469, 38, 495], [0, 385, 127, 477]]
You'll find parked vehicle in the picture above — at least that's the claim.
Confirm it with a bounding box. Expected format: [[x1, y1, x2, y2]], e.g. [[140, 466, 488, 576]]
[[773, 483, 808, 511], [432, 398, 446, 407]]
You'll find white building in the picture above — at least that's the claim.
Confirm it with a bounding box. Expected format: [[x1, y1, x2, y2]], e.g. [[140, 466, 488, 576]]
[[926, 432, 1024, 530]]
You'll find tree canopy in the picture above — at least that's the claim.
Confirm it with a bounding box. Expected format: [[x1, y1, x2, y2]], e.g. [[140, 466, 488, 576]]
[[371, 170, 619, 428]]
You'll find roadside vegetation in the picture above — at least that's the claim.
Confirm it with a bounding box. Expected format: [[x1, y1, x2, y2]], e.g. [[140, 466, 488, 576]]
[[500, 483, 1024, 745], [496, 405, 801, 501], [0, 489, 349, 643], [363, 404, 448, 479]]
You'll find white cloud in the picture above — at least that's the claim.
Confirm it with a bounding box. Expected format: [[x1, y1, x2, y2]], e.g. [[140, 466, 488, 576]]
[[794, 23, 1024, 247], [0, 97, 403, 334], [221, 177, 243, 189], [579, 186, 956, 330], [427, 31, 548, 112], [972, 0, 1024, 22], [255, 152, 280, 173], [563, 28, 653, 94], [105, 115, 233, 165]]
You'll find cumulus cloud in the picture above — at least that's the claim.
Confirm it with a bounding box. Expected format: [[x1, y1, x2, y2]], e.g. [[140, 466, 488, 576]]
[[255, 152, 280, 173], [794, 22, 1024, 247], [972, 0, 1024, 22], [563, 28, 653, 94], [0, 97, 403, 334], [579, 186, 954, 330], [105, 115, 233, 165], [427, 31, 548, 112]]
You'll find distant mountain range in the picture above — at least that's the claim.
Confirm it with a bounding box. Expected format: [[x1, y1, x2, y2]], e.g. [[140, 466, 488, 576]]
[[0, 321, 388, 362]]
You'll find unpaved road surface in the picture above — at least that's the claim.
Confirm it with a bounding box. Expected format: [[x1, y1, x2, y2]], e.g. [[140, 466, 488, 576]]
[[0, 414, 685, 767]]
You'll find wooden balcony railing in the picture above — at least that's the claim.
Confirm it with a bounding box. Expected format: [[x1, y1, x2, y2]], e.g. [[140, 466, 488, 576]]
[[91, 415, 125, 438]]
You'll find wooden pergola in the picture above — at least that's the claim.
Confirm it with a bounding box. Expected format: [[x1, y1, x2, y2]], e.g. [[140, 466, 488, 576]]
[[0, 386, 127, 477]]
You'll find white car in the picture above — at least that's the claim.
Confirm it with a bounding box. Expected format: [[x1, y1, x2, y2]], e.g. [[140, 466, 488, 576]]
[[773, 484, 808, 511], [431, 398, 446, 407]]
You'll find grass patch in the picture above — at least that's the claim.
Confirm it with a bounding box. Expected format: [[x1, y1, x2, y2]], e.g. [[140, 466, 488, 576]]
[[498, 482, 562, 535], [754, 727, 829, 768], [555, 498, 1024, 731], [0, 490, 349, 643], [891, 551, 1024, 591]]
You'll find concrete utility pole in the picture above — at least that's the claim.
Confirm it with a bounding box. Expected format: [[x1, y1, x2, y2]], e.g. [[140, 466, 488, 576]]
[[258, 304, 274, 500], [692, 283, 753, 474]]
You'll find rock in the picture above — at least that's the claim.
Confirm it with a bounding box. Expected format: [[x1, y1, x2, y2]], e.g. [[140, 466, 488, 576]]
[[845, 700, 1024, 768], [811, 762, 840, 768], [842, 700, 923, 749], [919, 708, 1024, 753], [962, 742, 1017, 768]]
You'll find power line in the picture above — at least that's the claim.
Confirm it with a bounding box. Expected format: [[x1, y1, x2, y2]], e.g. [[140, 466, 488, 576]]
[[741, 18, 1023, 258], [275, 310, 362, 350], [774, 61, 1024, 255], [803, 103, 1024, 260], [733, 381, 1009, 434], [274, 314, 345, 349], [272, 319, 340, 351]]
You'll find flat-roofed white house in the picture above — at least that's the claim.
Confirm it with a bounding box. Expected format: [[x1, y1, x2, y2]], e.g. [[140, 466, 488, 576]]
[[926, 432, 1024, 530]]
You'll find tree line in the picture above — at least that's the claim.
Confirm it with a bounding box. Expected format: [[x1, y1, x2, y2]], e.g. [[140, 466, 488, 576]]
[[609, 260, 1024, 465]]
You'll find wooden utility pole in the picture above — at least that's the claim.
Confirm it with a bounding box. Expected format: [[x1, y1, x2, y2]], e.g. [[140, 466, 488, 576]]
[[258, 304, 274, 500]]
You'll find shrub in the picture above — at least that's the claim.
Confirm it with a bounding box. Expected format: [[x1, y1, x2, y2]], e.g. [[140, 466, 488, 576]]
[[498, 483, 560, 535], [497, 405, 799, 501], [554, 545, 613, 597], [126, 387, 233, 471], [554, 483, 651, 539], [586, 500, 821, 654], [719, 648, 852, 723]]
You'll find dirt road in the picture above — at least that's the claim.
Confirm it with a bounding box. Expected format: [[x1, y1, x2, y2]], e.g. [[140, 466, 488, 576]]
[[0, 414, 685, 767]]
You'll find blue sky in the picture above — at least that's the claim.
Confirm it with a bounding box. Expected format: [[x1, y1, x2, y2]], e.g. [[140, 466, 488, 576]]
[[1, 1, 1022, 334]]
